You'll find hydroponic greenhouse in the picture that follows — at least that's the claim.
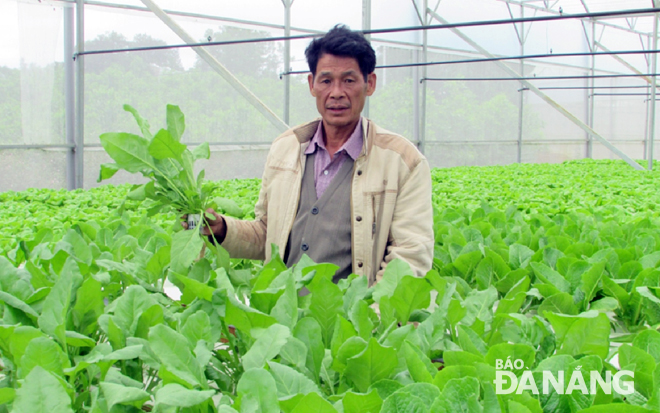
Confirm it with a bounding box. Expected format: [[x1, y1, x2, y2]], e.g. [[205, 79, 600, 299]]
[[2, 0, 660, 412]]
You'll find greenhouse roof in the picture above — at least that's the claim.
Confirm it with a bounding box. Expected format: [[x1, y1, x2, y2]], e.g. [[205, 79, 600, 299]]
[[500, 0, 656, 33]]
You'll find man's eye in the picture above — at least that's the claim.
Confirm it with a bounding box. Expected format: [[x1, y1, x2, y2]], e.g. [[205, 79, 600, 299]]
[[320, 79, 330, 84], [345, 79, 355, 83]]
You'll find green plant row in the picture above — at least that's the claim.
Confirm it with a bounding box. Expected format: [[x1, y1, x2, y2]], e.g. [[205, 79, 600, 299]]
[[2, 110, 660, 412], [0, 178, 259, 256], [0, 205, 658, 412], [431, 159, 660, 216], [3, 158, 660, 256]]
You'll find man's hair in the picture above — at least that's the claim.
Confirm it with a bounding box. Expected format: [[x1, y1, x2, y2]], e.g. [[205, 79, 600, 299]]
[[305, 24, 376, 80]]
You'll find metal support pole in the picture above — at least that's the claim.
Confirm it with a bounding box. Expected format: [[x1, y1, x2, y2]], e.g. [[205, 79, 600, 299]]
[[282, 0, 291, 126], [75, 0, 84, 188], [517, 5, 524, 163], [413, 49, 420, 146], [362, 0, 371, 118], [419, 0, 428, 155], [649, 11, 658, 171], [645, 33, 652, 161], [587, 21, 596, 158], [64, 4, 75, 190]]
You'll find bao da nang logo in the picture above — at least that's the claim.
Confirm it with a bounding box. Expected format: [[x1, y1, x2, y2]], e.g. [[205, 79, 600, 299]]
[[493, 358, 635, 395]]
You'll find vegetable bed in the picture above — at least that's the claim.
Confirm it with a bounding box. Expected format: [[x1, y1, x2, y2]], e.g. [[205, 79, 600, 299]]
[[0, 159, 660, 412]]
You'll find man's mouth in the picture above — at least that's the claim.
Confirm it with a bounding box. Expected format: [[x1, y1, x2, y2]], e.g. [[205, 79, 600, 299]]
[[327, 106, 349, 112]]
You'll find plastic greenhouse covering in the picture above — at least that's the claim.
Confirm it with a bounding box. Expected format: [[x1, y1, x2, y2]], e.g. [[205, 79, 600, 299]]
[[1, 0, 659, 191]]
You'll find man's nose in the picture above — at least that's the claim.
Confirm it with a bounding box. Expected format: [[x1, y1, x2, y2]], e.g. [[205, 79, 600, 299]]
[[329, 81, 345, 98]]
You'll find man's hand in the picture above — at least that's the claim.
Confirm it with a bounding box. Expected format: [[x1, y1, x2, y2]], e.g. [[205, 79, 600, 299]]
[[181, 208, 227, 242], [200, 208, 226, 237]]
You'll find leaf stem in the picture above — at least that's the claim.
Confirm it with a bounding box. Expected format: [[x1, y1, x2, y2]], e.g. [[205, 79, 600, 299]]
[[220, 321, 241, 370], [149, 165, 188, 208]]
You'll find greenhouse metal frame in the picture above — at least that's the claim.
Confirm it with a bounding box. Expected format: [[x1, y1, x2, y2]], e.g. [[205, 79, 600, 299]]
[[1, 0, 660, 191]]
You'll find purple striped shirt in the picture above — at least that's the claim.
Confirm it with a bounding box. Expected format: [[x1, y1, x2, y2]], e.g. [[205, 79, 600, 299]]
[[304, 119, 364, 199]]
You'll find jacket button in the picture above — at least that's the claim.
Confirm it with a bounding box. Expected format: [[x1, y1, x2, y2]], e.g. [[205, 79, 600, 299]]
[[357, 170, 362, 176], [301, 243, 309, 251], [357, 261, 363, 268], [311, 207, 319, 215], [356, 216, 362, 222]]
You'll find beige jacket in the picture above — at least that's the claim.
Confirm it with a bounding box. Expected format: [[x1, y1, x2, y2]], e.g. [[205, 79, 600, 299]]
[[220, 118, 434, 285]]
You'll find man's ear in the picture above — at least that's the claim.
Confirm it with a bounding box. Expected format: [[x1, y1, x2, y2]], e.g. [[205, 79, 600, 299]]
[[308, 73, 316, 97], [366, 72, 377, 96]]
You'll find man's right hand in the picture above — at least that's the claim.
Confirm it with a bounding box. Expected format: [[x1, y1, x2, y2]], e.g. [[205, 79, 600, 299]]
[[181, 208, 227, 242]]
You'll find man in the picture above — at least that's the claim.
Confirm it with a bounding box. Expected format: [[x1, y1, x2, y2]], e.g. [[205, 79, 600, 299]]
[[200, 25, 433, 285]]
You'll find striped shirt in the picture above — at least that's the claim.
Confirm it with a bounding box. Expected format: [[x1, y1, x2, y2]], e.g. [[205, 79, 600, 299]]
[[304, 119, 364, 199]]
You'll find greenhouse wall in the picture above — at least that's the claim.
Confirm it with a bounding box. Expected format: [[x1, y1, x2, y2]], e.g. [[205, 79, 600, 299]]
[[1, 0, 659, 192]]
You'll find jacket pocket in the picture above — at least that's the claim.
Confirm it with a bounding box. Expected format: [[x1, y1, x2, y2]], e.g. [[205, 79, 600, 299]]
[[370, 190, 387, 284], [369, 179, 390, 239], [370, 194, 374, 240]]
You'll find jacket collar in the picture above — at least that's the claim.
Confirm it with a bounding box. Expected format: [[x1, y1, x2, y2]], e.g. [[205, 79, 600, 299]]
[[292, 117, 373, 159]]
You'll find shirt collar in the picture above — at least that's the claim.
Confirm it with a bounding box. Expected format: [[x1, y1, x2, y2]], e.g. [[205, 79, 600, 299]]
[[304, 118, 363, 161]]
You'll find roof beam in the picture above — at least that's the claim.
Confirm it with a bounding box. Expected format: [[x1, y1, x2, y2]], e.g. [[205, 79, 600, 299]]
[[411, 0, 424, 25], [595, 40, 660, 88], [506, 2, 524, 44], [579, 0, 590, 14], [427, 7, 645, 171], [138, 0, 290, 133], [497, 0, 651, 36]]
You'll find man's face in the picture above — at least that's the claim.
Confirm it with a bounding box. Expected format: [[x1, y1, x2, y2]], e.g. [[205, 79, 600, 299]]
[[308, 53, 376, 130]]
